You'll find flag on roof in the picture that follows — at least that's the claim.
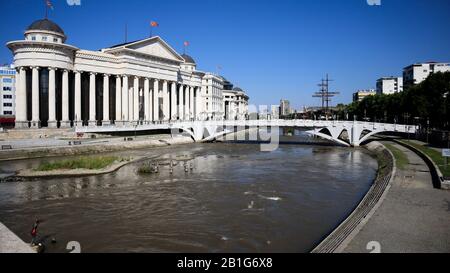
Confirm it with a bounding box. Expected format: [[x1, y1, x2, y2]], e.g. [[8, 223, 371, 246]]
[[46, 0, 54, 10]]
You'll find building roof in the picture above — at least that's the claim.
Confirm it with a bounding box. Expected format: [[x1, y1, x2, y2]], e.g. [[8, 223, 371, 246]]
[[108, 39, 141, 49], [181, 54, 196, 64], [27, 19, 65, 35], [233, 87, 243, 92]]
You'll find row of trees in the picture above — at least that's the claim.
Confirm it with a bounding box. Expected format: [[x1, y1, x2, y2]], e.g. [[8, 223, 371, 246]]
[[337, 72, 450, 130]]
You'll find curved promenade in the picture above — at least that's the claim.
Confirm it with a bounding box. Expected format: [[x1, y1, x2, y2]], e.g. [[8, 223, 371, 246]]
[[342, 140, 450, 252], [314, 138, 450, 253]]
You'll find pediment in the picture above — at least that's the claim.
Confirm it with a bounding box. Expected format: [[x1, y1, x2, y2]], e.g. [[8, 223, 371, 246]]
[[120, 37, 184, 62]]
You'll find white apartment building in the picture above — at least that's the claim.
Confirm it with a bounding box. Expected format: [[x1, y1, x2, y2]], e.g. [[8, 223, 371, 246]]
[[403, 62, 450, 88], [376, 77, 403, 95], [271, 105, 280, 119], [0, 66, 16, 117], [280, 99, 290, 116], [353, 89, 376, 102]]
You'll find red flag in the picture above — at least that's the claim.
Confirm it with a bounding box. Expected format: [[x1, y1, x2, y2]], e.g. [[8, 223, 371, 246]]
[[150, 21, 159, 27], [184, 41, 190, 47], [46, 0, 54, 10]]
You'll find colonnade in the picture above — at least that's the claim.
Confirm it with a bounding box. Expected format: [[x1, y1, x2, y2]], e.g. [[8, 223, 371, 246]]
[[15, 66, 201, 128]]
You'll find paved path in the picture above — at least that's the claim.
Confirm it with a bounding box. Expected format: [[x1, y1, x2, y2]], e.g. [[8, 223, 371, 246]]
[[0, 222, 34, 253], [0, 135, 170, 150], [344, 141, 450, 253]]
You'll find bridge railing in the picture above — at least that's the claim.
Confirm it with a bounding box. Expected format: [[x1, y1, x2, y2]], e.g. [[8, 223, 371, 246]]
[[75, 119, 418, 134]]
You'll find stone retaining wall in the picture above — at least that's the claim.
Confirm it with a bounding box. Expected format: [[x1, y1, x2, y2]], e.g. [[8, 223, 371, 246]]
[[311, 141, 396, 253]]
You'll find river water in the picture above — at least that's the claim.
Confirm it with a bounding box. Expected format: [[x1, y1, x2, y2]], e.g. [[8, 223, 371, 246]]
[[0, 141, 377, 253]]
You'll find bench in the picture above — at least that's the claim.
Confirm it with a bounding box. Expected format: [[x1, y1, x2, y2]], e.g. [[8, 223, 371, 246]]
[[1, 145, 12, 150]]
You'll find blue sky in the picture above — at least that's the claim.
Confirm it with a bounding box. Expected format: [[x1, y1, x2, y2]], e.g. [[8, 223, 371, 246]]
[[1, 0, 449, 108]]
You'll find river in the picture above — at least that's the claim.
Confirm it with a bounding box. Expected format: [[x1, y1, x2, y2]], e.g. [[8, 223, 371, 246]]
[[0, 141, 378, 253]]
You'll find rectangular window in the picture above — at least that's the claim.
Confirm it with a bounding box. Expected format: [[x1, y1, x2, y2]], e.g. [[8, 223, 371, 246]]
[[3, 78, 12, 83], [3, 103, 13, 107], [3, 95, 13, 99], [31, 36, 36, 41], [3, 87, 12, 91], [53, 38, 58, 42], [3, 111, 13, 115], [42, 36, 48, 41]]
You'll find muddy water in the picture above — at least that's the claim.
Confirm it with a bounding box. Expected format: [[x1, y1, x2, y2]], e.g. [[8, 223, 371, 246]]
[[0, 142, 377, 253]]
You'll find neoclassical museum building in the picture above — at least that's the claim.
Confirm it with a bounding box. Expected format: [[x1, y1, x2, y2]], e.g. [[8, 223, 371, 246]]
[[7, 18, 249, 129]]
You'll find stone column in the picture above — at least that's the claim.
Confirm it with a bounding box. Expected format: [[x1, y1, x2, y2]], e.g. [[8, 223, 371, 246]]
[[115, 75, 122, 124], [122, 76, 129, 123], [190, 86, 194, 121], [89, 72, 96, 126], [15, 67, 28, 128], [61, 69, 70, 127], [185, 86, 190, 121], [133, 76, 139, 122], [162, 81, 169, 121], [31, 67, 40, 128], [195, 87, 201, 121], [103, 74, 110, 125], [144, 78, 150, 122], [153, 79, 159, 121], [128, 80, 133, 123], [74, 71, 82, 126], [48, 68, 57, 128], [171, 82, 177, 121], [179, 84, 184, 121]]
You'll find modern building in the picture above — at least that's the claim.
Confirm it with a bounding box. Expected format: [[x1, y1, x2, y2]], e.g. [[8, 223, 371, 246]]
[[271, 105, 280, 119], [403, 62, 450, 88], [376, 77, 403, 95], [280, 99, 290, 116], [221, 77, 249, 120], [353, 89, 376, 102], [7, 18, 247, 129], [0, 65, 16, 117]]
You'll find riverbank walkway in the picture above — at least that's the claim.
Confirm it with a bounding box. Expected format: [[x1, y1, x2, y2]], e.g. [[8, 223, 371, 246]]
[[343, 140, 450, 253], [0, 222, 34, 253]]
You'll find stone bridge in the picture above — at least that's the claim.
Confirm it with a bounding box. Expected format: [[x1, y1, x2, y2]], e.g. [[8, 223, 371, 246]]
[[75, 119, 417, 147]]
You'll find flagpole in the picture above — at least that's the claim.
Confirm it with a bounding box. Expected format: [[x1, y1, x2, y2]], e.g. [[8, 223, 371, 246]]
[[125, 23, 128, 43]]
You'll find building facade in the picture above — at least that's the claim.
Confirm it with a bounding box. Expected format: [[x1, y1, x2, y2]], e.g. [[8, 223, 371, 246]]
[[270, 105, 280, 119], [403, 62, 450, 88], [0, 66, 16, 117], [223, 87, 249, 120], [376, 77, 403, 95], [280, 99, 291, 116], [7, 18, 250, 129], [201, 73, 224, 120], [353, 89, 376, 102]]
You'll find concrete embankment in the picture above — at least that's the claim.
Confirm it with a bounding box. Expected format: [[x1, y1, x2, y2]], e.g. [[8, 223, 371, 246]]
[[0, 135, 193, 161], [342, 140, 450, 253], [0, 222, 35, 253], [312, 141, 396, 253]]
